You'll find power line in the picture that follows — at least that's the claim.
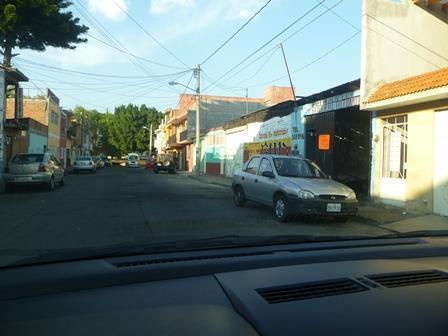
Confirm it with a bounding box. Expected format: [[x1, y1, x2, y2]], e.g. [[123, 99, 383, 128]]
[[364, 13, 448, 64], [200, 0, 273, 65], [14, 58, 190, 80], [365, 27, 440, 69], [209, 0, 344, 90], [203, 0, 327, 93], [319, 0, 359, 31], [86, 33, 188, 70], [112, 0, 190, 68], [231, 46, 281, 87], [247, 31, 360, 88], [73, 0, 158, 77]]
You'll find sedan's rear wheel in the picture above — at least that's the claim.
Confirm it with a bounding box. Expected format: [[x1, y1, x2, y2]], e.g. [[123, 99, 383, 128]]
[[274, 195, 289, 222], [233, 186, 247, 207]]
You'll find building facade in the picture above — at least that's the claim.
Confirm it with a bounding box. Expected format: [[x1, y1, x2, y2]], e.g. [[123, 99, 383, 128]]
[[361, 0, 448, 215]]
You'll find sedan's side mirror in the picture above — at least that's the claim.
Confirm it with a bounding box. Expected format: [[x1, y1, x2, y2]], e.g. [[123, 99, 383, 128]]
[[262, 171, 275, 178]]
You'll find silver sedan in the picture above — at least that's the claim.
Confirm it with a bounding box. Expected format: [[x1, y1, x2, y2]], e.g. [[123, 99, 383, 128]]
[[4, 153, 65, 192], [232, 154, 358, 222]]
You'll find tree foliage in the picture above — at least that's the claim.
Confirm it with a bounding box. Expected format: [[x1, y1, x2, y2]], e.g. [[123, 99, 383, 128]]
[[0, 0, 88, 66], [110, 104, 163, 154], [72, 104, 163, 156]]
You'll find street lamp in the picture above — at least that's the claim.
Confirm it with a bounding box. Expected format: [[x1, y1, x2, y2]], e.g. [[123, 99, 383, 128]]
[[142, 125, 153, 157], [169, 65, 201, 176]]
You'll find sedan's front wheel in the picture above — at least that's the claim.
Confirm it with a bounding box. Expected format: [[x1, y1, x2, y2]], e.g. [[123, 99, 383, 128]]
[[233, 186, 246, 207], [274, 195, 289, 222]]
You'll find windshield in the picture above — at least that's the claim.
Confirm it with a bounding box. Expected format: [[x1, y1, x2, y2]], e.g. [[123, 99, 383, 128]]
[[11, 154, 44, 163], [0, 0, 447, 268], [274, 158, 327, 178]]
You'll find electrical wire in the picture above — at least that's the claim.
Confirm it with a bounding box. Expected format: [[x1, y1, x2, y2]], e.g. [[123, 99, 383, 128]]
[[85, 33, 188, 70], [247, 31, 360, 88], [202, 0, 327, 93], [112, 0, 190, 68], [14, 58, 190, 80], [205, 0, 344, 91], [364, 13, 448, 64], [200, 0, 273, 65]]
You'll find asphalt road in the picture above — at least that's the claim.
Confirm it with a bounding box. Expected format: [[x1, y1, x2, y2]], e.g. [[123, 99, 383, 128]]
[[0, 166, 392, 265]]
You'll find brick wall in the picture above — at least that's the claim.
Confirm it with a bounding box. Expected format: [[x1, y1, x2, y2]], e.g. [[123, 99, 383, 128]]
[[22, 98, 48, 126], [6, 98, 15, 119], [264, 86, 295, 106]]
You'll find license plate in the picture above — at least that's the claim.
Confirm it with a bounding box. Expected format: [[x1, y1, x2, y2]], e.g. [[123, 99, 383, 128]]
[[15, 177, 32, 182], [327, 203, 341, 212]]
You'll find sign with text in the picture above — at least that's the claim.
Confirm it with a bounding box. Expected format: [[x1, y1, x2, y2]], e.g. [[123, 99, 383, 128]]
[[254, 115, 291, 142], [243, 138, 291, 162]]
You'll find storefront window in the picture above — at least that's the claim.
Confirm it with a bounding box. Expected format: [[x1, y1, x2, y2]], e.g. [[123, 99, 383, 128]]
[[382, 115, 408, 179]]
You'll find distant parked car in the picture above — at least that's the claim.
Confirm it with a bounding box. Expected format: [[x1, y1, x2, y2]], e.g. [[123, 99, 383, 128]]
[[95, 157, 105, 169], [101, 156, 111, 167], [232, 155, 358, 222], [4, 153, 65, 192], [127, 153, 140, 168], [145, 157, 155, 170], [73, 156, 96, 174], [153, 154, 176, 174]]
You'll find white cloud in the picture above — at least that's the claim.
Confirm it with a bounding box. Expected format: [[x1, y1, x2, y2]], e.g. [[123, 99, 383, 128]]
[[150, 0, 195, 15], [227, 0, 267, 20], [87, 0, 128, 21]]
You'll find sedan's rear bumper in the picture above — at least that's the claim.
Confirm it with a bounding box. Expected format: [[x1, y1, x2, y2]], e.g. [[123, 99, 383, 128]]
[[73, 165, 95, 172], [4, 173, 51, 185], [287, 197, 358, 216]]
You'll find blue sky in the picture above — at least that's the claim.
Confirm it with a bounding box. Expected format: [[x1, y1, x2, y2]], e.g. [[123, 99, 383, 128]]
[[15, 0, 362, 112]]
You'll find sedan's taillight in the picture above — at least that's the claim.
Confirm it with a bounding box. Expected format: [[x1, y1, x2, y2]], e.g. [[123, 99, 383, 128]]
[[38, 163, 47, 172]]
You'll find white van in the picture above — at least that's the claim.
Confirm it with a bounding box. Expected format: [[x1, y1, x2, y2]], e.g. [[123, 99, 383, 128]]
[[127, 153, 140, 168]]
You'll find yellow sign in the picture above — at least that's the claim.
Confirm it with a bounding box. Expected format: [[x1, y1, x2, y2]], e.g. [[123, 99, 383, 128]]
[[244, 138, 291, 162]]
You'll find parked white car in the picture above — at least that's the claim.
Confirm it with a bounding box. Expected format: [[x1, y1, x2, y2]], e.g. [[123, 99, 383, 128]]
[[73, 156, 96, 174], [232, 155, 358, 222], [127, 153, 140, 168]]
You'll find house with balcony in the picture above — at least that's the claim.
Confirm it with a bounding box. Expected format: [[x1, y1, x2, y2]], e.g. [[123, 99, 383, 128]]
[[158, 86, 295, 172]]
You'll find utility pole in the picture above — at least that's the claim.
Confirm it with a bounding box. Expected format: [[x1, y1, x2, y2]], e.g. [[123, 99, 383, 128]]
[[149, 123, 153, 156], [280, 43, 296, 105], [245, 88, 249, 115], [195, 64, 201, 177]]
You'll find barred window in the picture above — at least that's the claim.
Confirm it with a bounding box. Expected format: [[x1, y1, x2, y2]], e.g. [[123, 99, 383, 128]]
[[382, 115, 408, 179]]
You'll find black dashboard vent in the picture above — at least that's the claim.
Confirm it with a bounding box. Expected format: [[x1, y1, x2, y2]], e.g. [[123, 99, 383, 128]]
[[113, 251, 272, 268], [367, 270, 448, 288], [257, 278, 368, 304]]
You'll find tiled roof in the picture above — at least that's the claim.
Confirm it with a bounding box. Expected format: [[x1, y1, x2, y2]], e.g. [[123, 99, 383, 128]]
[[366, 67, 448, 103]]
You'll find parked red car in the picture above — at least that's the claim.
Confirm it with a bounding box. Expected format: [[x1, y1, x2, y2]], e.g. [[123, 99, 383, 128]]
[[145, 159, 155, 170]]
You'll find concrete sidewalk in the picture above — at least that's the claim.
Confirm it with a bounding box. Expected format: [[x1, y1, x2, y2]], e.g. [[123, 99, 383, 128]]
[[185, 173, 448, 230]]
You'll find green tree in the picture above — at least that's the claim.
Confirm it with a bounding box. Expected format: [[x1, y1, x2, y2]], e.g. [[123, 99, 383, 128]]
[[110, 104, 162, 155], [0, 0, 88, 66]]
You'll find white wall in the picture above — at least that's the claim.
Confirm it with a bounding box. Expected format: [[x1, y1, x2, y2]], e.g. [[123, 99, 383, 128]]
[[361, 0, 448, 104]]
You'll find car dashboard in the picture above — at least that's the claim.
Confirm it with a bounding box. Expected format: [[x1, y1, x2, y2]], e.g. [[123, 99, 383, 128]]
[[1, 237, 448, 335]]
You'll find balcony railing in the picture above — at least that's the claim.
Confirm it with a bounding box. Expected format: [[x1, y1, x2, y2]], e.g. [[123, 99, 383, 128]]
[[167, 134, 177, 145]]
